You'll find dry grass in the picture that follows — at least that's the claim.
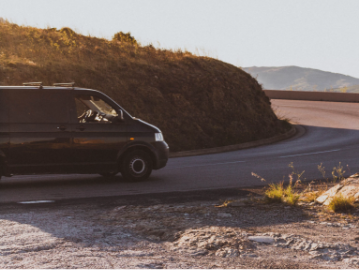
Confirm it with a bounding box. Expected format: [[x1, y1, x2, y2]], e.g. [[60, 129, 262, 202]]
[[0, 20, 287, 152], [264, 181, 300, 206], [301, 191, 319, 203], [328, 194, 356, 212]]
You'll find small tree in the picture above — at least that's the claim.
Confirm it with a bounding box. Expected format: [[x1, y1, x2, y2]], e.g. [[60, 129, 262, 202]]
[[113, 31, 137, 45]]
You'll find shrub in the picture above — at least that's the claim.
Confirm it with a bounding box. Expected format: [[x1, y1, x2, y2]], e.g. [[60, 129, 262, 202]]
[[264, 180, 300, 206], [113, 31, 137, 45], [328, 194, 355, 212], [60, 27, 77, 37], [284, 187, 300, 206], [331, 162, 345, 182], [265, 183, 284, 203]]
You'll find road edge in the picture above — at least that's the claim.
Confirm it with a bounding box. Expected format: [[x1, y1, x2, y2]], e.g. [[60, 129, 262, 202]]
[[170, 125, 297, 158], [264, 90, 359, 102]]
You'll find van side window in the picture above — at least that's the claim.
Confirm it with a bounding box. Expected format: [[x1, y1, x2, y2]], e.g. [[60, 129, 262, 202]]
[[75, 95, 118, 123], [8, 90, 69, 123]]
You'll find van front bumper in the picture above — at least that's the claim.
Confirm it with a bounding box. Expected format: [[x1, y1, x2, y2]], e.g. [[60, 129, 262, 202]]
[[153, 141, 169, 170]]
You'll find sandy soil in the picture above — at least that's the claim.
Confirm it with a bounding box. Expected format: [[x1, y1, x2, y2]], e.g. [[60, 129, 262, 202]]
[[0, 195, 358, 269]]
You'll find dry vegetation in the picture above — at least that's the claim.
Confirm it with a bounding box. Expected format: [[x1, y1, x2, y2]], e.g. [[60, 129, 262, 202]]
[[328, 194, 356, 213], [0, 20, 288, 151]]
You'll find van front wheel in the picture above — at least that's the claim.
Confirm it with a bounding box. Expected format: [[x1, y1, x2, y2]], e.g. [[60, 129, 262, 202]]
[[120, 150, 153, 181]]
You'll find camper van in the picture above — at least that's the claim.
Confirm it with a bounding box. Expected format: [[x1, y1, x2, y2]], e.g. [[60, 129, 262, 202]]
[[0, 83, 169, 181]]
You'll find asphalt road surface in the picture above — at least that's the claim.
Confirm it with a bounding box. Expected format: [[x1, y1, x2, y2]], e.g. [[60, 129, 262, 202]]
[[0, 100, 358, 204]]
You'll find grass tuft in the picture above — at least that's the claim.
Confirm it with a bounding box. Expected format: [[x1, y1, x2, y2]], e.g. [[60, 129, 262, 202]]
[[264, 181, 300, 205], [265, 183, 284, 203], [113, 31, 138, 46], [301, 191, 319, 203], [328, 194, 356, 212]]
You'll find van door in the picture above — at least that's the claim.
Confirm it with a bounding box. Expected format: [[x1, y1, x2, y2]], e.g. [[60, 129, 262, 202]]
[[70, 92, 128, 173], [7, 89, 73, 174], [0, 89, 10, 175]]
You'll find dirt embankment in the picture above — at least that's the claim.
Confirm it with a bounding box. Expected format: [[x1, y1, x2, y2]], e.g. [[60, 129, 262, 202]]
[[0, 195, 358, 269], [0, 22, 288, 152]]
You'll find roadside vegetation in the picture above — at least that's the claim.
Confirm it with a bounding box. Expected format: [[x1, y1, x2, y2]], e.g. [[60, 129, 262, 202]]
[[0, 19, 289, 152], [264, 181, 300, 206], [250, 162, 358, 213], [328, 194, 356, 212]]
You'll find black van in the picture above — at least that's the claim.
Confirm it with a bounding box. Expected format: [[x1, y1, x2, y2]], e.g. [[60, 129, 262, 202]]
[[0, 83, 169, 181]]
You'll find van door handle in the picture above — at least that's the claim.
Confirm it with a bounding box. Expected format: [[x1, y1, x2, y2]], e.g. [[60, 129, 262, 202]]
[[76, 126, 85, 131], [57, 126, 67, 131]]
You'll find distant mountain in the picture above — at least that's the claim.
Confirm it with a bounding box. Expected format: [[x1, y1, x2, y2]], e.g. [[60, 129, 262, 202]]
[[243, 66, 359, 92]]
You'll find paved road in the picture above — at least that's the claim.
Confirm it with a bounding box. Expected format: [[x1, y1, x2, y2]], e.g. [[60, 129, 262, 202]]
[[0, 100, 358, 204]]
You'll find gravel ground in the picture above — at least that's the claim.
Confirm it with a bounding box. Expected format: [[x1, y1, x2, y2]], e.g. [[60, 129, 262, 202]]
[[0, 194, 358, 269]]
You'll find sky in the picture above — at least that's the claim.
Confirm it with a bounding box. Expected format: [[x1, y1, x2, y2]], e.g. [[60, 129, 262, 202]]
[[0, 0, 358, 78]]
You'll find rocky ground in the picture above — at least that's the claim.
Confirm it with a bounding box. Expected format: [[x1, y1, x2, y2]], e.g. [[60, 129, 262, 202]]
[[0, 182, 358, 269]]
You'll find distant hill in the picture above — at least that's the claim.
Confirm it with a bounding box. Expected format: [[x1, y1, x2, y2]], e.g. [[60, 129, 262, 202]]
[[243, 66, 359, 92], [331, 85, 359, 93]]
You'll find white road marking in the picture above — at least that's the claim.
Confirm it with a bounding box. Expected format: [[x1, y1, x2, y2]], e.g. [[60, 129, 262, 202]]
[[9, 174, 84, 180], [279, 149, 341, 158], [18, 200, 55, 204], [176, 160, 246, 169]]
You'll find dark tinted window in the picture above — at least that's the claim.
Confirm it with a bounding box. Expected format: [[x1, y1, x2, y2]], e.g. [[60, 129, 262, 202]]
[[0, 90, 9, 123], [8, 89, 70, 123]]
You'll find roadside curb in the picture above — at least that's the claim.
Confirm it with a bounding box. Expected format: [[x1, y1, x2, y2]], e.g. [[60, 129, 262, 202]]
[[169, 125, 297, 158]]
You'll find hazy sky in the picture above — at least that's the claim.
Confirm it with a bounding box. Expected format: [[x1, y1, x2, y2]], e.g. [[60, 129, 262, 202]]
[[0, 0, 358, 78]]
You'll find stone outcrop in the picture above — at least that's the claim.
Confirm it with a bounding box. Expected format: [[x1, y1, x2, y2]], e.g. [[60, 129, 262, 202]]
[[316, 174, 359, 205]]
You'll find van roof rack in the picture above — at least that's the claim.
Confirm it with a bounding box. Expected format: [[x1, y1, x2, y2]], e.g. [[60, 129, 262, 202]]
[[53, 82, 75, 88], [23, 82, 43, 89]]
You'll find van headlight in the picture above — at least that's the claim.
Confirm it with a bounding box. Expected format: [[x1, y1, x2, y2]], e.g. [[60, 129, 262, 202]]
[[155, 133, 164, 141]]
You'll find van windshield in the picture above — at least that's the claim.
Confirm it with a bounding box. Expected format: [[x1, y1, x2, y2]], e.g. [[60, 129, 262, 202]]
[[75, 95, 118, 123]]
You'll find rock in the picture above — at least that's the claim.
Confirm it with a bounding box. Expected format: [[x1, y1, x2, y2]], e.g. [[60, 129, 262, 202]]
[[217, 213, 232, 218], [354, 192, 359, 202], [316, 184, 343, 204], [118, 250, 154, 257], [306, 220, 316, 224], [136, 263, 163, 269], [191, 249, 208, 256], [248, 236, 274, 244], [215, 249, 239, 258], [342, 258, 359, 266], [114, 206, 127, 211], [240, 253, 258, 258], [316, 175, 359, 205]]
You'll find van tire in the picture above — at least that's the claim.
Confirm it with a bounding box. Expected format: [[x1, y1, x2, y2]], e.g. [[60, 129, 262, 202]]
[[120, 150, 153, 181]]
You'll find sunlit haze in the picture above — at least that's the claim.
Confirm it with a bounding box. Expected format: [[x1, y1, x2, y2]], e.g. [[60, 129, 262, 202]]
[[0, 0, 358, 78]]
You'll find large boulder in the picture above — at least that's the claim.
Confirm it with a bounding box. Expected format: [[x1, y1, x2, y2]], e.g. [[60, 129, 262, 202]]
[[316, 174, 359, 205]]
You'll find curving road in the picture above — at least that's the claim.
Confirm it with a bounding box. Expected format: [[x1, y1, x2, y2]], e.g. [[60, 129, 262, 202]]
[[0, 99, 358, 204]]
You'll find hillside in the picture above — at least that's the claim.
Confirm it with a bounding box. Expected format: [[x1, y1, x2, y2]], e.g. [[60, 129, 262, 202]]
[[0, 21, 288, 152], [243, 66, 359, 92], [331, 85, 359, 93]]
